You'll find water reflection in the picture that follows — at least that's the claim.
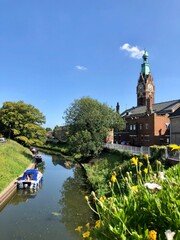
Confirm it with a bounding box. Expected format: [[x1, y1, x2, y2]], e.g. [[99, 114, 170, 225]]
[[0, 153, 94, 240], [59, 166, 95, 237], [11, 185, 43, 206], [52, 155, 75, 169]]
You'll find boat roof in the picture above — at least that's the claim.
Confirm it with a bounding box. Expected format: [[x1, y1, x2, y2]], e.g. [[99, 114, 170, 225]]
[[25, 169, 38, 174], [21, 169, 39, 180]]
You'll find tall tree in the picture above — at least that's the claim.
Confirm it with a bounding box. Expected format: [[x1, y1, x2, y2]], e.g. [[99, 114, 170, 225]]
[[0, 101, 46, 145], [64, 97, 125, 159]]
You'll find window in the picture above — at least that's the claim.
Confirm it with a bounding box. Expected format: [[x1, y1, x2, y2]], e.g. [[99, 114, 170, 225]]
[[133, 124, 136, 130], [139, 124, 143, 130], [145, 123, 149, 129], [144, 135, 150, 142], [130, 125, 133, 130]]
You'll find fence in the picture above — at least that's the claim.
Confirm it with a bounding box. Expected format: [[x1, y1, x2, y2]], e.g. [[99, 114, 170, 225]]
[[104, 143, 180, 163], [104, 143, 150, 156]]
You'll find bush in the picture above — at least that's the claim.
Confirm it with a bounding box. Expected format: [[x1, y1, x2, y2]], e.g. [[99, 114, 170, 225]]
[[77, 155, 180, 239]]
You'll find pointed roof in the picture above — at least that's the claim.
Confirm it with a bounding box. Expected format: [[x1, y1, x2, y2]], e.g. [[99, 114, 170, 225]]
[[141, 49, 150, 76], [121, 99, 180, 117], [169, 107, 180, 118]]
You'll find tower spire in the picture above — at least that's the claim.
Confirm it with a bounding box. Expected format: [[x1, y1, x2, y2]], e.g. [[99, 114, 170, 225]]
[[137, 49, 155, 107], [141, 49, 150, 76]]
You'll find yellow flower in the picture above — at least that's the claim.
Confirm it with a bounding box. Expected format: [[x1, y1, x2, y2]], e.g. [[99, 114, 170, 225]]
[[168, 144, 180, 150], [86, 223, 90, 230], [84, 196, 89, 201], [112, 207, 117, 213], [91, 191, 96, 197], [131, 185, 138, 192], [82, 231, 90, 238], [148, 230, 157, 240], [111, 174, 116, 183], [156, 160, 161, 165], [139, 162, 143, 167], [131, 157, 138, 165], [95, 219, 101, 228], [99, 196, 106, 202], [144, 168, 148, 174], [144, 154, 149, 160], [75, 226, 83, 232]]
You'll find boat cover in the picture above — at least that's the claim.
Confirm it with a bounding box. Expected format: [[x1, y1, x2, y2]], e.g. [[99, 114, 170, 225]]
[[21, 169, 39, 181]]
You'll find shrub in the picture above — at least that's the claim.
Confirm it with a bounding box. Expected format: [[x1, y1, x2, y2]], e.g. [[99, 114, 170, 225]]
[[77, 155, 180, 239]]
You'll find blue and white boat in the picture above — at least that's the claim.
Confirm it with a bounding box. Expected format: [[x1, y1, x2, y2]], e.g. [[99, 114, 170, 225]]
[[17, 169, 43, 189]]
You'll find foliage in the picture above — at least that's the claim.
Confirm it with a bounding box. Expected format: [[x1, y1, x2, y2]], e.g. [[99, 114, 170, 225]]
[[0, 101, 46, 146], [52, 125, 61, 137], [35, 142, 73, 160], [167, 144, 180, 159], [64, 97, 125, 159], [0, 140, 32, 192], [45, 127, 52, 132], [150, 145, 166, 160], [77, 155, 180, 239], [52, 125, 69, 142], [84, 150, 132, 197]]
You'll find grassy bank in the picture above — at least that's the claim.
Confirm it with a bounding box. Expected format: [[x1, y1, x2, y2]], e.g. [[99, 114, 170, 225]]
[[34, 142, 75, 161], [84, 149, 132, 197], [0, 140, 32, 193], [36, 141, 70, 154]]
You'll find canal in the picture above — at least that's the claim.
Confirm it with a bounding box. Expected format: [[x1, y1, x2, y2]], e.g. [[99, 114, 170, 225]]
[[0, 153, 94, 240]]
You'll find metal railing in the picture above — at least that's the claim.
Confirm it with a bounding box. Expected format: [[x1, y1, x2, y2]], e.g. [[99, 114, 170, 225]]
[[104, 143, 150, 156], [104, 143, 180, 163]]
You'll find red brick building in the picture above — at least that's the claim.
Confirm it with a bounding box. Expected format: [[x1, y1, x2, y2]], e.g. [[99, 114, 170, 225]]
[[118, 50, 180, 147]]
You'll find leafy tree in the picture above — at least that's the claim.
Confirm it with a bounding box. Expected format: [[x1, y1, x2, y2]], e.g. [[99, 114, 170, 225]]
[[52, 125, 68, 142], [64, 97, 125, 159], [52, 125, 61, 137], [0, 101, 46, 146], [45, 127, 52, 132]]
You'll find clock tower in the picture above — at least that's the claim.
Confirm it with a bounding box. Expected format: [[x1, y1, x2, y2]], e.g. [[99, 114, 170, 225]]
[[137, 50, 155, 107]]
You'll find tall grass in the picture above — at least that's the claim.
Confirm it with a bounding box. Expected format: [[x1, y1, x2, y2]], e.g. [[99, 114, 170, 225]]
[[0, 140, 32, 192], [84, 150, 132, 196]]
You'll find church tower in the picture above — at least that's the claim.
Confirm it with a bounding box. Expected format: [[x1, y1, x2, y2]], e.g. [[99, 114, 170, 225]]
[[137, 50, 155, 108]]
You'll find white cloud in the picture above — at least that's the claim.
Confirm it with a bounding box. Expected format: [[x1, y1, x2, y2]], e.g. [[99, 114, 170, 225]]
[[75, 65, 88, 71], [120, 43, 144, 59]]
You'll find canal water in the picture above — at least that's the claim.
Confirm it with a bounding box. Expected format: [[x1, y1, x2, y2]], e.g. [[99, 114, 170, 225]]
[[0, 153, 94, 240]]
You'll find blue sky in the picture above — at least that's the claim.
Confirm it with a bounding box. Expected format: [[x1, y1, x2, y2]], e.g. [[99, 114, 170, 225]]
[[0, 1, 180, 129]]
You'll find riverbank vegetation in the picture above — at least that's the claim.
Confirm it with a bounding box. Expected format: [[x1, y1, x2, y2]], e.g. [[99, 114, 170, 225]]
[[36, 141, 70, 156], [64, 97, 125, 160], [84, 149, 132, 197], [76, 152, 180, 240], [0, 140, 32, 193]]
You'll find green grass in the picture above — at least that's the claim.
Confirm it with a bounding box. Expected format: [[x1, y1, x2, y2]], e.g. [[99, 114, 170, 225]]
[[0, 140, 33, 193], [84, 150, 132, 196]]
